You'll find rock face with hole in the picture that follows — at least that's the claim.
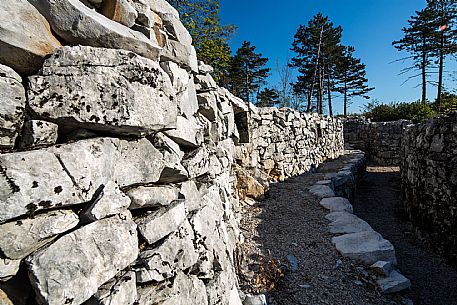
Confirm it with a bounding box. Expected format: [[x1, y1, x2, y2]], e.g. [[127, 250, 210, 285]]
[[27, 213, 138, 305], [0, 64, 26, 150], [0, 0, 62, 75], [28, 46, 177, 136]]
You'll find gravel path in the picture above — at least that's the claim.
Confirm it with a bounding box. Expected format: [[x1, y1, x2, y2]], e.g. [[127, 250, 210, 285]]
[[238, 156, 405, 305], [352, 166, 457, 305]]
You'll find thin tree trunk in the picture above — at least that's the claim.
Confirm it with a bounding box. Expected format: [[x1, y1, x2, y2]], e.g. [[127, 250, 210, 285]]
[[344, 73, 348, 116], [421, 34, 427, 104], [326, 64, 333, 117], [437, 31, 444, 111], [307, 25, 324, 112], [318, 64, 324, 115]]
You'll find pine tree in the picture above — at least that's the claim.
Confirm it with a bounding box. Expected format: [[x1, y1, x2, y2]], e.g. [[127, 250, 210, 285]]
[[226, 41, 271, 103], [393, 8, 439, 103], [256, 88, 279, 107], [290, 13, 343, 115], [426, 0, 457, 109], [165, 0, 236, 83], [334, 46, 374, 116]]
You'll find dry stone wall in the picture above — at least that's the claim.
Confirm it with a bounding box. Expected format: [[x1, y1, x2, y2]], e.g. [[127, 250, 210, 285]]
[[235, 107, 344, 201], [344, 119, 411, 166], [401, 112, 457, 264], [0, 0, 344, 304]]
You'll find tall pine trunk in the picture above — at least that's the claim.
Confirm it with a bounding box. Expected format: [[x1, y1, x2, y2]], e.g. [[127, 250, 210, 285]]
[[437, 31, 444, 111], [307, 25, 324, 112], [326, 64, 333, 116], [343, 72, 348, 116], [421, 33, 427, 104]]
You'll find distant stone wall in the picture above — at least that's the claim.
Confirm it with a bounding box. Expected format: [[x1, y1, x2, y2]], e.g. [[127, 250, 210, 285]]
[[235, 107, 344, 198], [344, 119, 411, 166], [401, 113, 457, 264]]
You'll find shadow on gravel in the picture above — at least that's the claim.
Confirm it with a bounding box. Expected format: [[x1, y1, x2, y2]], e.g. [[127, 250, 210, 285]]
[[353, 166, 457, 305], [238, 156, 405, 305]]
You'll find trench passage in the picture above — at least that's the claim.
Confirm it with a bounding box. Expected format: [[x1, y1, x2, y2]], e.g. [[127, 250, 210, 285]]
[[352, 166, 457, 305]]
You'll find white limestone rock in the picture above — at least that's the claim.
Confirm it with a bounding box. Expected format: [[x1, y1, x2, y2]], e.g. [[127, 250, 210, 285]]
[[0, 210, 79, 260], [325, 211, 373, 234], [197, 91, 219, 122], [0, 149, 84, 223], [0, 259, 21, 282], [377, 270, 411, 294], [27, 213, 138, 305], [85, 271, 137, 305], [309, 185, 336, 199], [100, 0, 138, 27], [243, 294, 267, 305], [370, 260, 393, 277], [182, 146, 210, 178], [81, 181, 131, 222], [332, 231, 397, 265], [160, 61, 199, 119], [198, 61, 214, 74], [136, 201, 187, 244], [194, 73, 217, 92], [179, 180, 202, 212], [136, 220, 198, 283], [0, 64, 26, 150], [18, 120, 58, 149], [0, 0, 61, 75], [164, 115, 203, 148], [141, 0, 179, 19], [161, 39, 198, 72], [320, 197, 353, 213], [28, 46, 177, 136], [28, 0, 161, 60], [136, 272, 208, 305], [153, 133, 189, 183], [127, 185, 179, 209]]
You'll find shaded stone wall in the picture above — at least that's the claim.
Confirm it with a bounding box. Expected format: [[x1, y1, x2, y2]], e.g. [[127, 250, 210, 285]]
[[0, 0, 346, 304], [234, 107, 344, 201], [344, 119, 411, 166], [401, 113, 457, 264]]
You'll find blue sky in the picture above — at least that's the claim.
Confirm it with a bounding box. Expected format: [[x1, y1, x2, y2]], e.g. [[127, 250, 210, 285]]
[[219, 0, 457, 114]]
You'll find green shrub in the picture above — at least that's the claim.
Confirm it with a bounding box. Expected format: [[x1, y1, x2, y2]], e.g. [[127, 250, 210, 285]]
[[364, 100, 436, 123]]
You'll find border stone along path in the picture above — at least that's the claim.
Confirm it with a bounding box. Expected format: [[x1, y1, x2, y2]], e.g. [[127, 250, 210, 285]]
[[238, 153, 409, 305], [353, 166, 457, 305]]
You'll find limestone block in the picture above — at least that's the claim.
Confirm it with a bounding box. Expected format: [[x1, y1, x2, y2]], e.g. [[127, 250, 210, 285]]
[[198, 61, 214, 74], [28, 0, 161, 60], [161, 39, 198, 72], [194, 74, 217, 92], [160, 61, 198, 119], [320, 197, 353, 213], [0, 65, 26, 150], [377, 270, 411, 293], [136, 201, 187, 244], [101, 0, 138, 27], [332, 231, 397, 265], [0, 0, 61, 75], [370, 260, 393, 277], [0, 259, 21, 282], [309, 185, 335, 199], [136, 220, 198, 283], [28, 46, 177, 136], [0, 149, 84, 223], [27, 213, 138, 305], [182, 146, 210, 178], [197, 91, 219, 122], [18, 120, 58, 149], [164, 116, 203, 148], [136, 272, 208, 305], [179, 180, 202, 212], [325, 211, 372, 234], [0, 210, 78, 260], [81, 181, 131, 222], [127, 185, 179, 209], [85, 271, 137, 305]]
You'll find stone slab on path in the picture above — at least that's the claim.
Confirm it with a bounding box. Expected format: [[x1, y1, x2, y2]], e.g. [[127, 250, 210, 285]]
[[377, 270, 411, 294], [325, 211, 373, 234], [308, 185, 335, 198], [320, 197, 353, 213], [332, 231, 397, 265]]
